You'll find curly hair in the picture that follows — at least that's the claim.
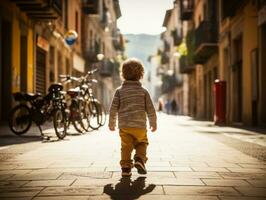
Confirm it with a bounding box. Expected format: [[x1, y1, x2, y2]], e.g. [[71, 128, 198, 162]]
[[121, 58, 144, 81]]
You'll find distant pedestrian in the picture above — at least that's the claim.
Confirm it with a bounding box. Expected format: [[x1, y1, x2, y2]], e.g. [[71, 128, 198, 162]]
[[171, 99, 177, 115], [109, 58, 157, 177], [165, 99, 171, 114], [158, 100, 163, 112], [176, 103, 180, 115]]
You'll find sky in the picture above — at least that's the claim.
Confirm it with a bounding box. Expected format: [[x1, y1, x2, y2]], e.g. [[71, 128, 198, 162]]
[[117, 0, 174, 35]]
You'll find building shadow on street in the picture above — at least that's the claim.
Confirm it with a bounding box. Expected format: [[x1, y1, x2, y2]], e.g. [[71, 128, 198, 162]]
[[103, 176, 156, 200], [0, 135, 40, 146]]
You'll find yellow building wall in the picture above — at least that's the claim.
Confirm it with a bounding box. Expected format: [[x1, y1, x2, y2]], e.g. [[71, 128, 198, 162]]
[[27, 28, 34, 92], [10, 4, 34, 93], [242, 2, 258, 125], [12, 16, 20, 93]]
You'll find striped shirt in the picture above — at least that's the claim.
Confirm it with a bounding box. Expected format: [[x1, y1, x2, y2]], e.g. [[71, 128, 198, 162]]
[[109, 80, 157, 129]]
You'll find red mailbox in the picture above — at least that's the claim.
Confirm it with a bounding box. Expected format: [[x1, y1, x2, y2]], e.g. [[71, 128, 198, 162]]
[[213, 79, 226, 124]]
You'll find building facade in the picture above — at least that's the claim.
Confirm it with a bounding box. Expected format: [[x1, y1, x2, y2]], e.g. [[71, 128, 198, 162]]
[[0, 0, 65, 122], [160, 2, 187, 115], [174, 0, 266, 127], [0, 0, 123, 123], [218, 0, 265, 126], [82, 0, 123, 109]]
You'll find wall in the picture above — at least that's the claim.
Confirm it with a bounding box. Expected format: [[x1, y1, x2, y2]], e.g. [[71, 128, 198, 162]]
[[242, 2, 258, 125], [27, 28, 34, 92], [12, 15, 20, 93]]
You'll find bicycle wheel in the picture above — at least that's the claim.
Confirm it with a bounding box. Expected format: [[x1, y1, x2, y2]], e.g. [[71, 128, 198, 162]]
[[88, 101, 101, 130], [80, 100, 90, 132], [97, 102, 106, 126], [53, 109, 67, 139], [65, 109, 71, 129], [71, 100, 85, 133], [9, 104, 32, 135]]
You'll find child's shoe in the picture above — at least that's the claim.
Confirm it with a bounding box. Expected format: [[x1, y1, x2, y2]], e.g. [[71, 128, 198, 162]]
[[134, 158, 147, 174], [121, 168, 132, 177]]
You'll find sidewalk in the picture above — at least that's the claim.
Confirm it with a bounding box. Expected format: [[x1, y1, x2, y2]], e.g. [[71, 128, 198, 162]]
[[0, 114, 266, 199]]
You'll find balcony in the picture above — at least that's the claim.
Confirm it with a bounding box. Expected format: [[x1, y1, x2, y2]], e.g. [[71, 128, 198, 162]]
[[171, 29, 182, 46], [163, 40, 171, 52], [113, 0, 121, 19], [161, 52, 170, 65], [161, 74, 182, 93], [221, 0, 247, 19], [101, 9, 109, 28], [11, 0, 62, 19], [112, 29, 122, 50], [194, 21, 218, 64], [179, 56, 195, 73], [112, 36, 124, 51], [179, 0, 194, 21], [99, 59, 114, 77], [82, 0, 99, 15], [85, 50, 98, 63], [258, 0, 266, 9], [85, 41, 100, 63]]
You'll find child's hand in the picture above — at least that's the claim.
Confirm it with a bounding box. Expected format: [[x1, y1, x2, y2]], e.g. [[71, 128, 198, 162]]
[[150, 125, 157, 132], [109, 126, 115, 131]]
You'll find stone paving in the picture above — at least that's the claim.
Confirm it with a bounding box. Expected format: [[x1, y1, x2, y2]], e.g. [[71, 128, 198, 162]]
[[0, 114, 266, 199]]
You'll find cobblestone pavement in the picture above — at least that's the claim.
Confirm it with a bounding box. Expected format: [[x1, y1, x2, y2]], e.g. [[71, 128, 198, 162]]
[[0, 114, 266, 200]]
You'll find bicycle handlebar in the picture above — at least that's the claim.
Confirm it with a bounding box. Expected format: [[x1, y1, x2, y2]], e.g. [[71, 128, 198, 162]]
[[87, 68, 98, 75], [59, 75, 70, 78], [59, 69, 98, 85], [59, 75, 80, 84]]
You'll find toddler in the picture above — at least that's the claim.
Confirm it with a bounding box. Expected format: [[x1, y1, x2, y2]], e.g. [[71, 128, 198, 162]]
[[109, 58, 157, 177]]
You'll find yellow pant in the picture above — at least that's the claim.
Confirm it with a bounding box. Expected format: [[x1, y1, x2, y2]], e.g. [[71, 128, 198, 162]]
[[119, 127, 148, 168]]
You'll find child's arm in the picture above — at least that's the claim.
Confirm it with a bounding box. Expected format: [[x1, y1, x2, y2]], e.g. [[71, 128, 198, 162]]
[[108, 89, 120, 131], [145, 90, 157, 132]]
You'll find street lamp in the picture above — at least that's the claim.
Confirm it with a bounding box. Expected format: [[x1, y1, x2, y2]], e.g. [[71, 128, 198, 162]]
[[167, 69, 174, 76], [173, 52, 180, 58], [97, 53, 104, 61], [95, 54, 105, 72]]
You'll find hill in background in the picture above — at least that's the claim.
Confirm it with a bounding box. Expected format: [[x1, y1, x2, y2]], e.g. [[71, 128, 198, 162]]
[[124, 34, 161, 71]]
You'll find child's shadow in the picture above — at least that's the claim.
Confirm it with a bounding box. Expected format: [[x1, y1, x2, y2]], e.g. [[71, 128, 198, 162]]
[[103, 177, 156, 200]]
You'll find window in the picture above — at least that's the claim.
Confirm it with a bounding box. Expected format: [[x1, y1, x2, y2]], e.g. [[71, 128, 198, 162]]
[[203, 3, 207, 20], [102, 42, 105, 55], [66, 58, 70, 75], [75, 11, 79, 37], [58, 52, 62, 76], [64, 0, 68, 30], [49, 46, 55, 82], [89, 30, 93, 49], [198, 15, 202, 25]]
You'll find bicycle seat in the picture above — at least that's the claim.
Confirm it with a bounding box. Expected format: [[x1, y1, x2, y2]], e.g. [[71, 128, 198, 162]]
[[24, 93, 42, 101], [67, 88, 80, 97], [13, 92, 42, 101], [48, 83, 63, 93], [81, 84, 89, 90]]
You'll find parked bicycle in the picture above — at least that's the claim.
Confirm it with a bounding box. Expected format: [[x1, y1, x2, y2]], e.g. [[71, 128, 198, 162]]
[[60, 68, 106, 131], [60, 76, 89, 133], [8, 83, 67, 140]]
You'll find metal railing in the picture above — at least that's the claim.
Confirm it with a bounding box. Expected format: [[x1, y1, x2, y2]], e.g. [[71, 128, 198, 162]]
[[179, 0, 194, 20], [179, 56, 195, 74]]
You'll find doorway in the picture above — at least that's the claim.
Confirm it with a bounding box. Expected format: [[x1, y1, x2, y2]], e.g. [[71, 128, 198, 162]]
[[0, 19, 12, 122], [260, 24, 266, 125], [36, 47, 46, 95], [20, 35, 27, 92], [232, 36, 243, 123], [251, 49, 258, 126], [204, 74, 207, 119]]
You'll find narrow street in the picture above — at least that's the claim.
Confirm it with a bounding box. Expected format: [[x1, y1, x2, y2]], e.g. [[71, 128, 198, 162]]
[[0, 114, 266, 199]]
